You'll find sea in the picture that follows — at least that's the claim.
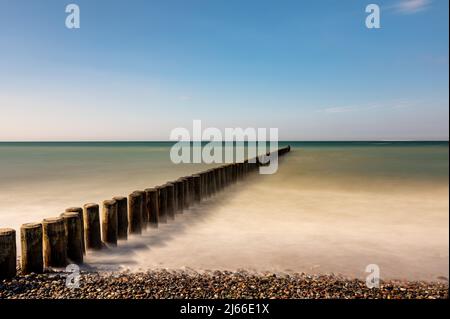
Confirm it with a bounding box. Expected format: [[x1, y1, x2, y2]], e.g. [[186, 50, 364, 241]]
[[0, 141, 448, 281]]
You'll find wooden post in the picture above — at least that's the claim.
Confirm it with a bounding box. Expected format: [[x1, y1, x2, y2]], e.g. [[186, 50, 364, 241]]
[[113, 196, 128, 240], [219, 167, 225, 188], [186, 176, 195, 204], [179, 178, 189, 209], [145, 188, 159, 227], [166, 183, 176, 220], [42, 217, 67, 268], [102, 200, 118, 246], [20, 223, 43, 274], [232, 164, 237, 183], [128, 192, 142, 234], [174, 180, 184, 212], [199, 172, 206, 199], [157, 186, 168, 223], [0, 228, 16, 279], [209, 170, 215, 193], [61, 212, 83, 263], [133, 190, 147, 229], [83, 203, 102, 250], [172, 182, 178, 214], [65, 207, 85, 254], [215, 169, 221, 191], [193, 174, 201, 202]]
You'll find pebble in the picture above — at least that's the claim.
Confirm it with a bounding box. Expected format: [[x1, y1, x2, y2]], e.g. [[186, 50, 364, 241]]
[[0, 270, 447, 299]]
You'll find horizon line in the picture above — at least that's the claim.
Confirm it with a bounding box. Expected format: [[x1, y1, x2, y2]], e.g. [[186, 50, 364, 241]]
[[0, 140, 448, 143]]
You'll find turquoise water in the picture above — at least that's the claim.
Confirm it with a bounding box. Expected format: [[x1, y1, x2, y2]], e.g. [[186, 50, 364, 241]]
[[0, 141, 448, 279]]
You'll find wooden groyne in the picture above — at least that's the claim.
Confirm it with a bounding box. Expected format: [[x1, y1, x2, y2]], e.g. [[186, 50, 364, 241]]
[[0, 146, 291, 279]]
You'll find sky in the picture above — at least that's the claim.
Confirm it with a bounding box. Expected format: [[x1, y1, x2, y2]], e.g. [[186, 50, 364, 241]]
[[0, 0, 448, 141]]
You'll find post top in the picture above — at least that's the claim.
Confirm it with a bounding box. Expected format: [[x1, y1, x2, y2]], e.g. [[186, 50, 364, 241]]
[[113, 196, 127, 201], [65, 207, 83, 213], [84, 203, 99, 209], [61, 212, 79, 219], [42, 217, 64, 224], [103, 199, 116, 206], [0, 228, 15, 236], [21, 222, 42, 229]]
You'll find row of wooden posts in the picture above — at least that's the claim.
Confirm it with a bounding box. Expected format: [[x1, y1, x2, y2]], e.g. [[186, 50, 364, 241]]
[[0, 146, 291, 279]]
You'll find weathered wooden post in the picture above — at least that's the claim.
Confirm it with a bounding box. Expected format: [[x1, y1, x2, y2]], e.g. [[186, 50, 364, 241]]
[[133, 190, 147, 229], [102, 200, 118, 246], [208, 170, 215, 195], [65, 207, 85, 254], [174, 180, 184, 213], [172, 182, 178, 214], [83, 203, 102, 250], [201, 172, 207, 198], [20, 223, 43, 274], [61, 212, 83, 263], [215, 168, 221, 191], [186, 176, 194, 204], [221, 167, 226, 187], [193, 174, 202, 202], [128, 192, 142, 234], [145, 188, 159, 227], [213, 169, 219, 191], [141, 191, 149, 228], [180, 178, 190, 209], [113, 196, 128, 240], [42, 217, 67, 268], [199, 172, 207, 199], [0, 228, 16, 279], [165, 183, 176, 220], [159, 185, 168, 223]]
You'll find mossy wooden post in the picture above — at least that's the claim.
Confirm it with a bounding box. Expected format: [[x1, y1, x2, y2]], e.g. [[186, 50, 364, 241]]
[[83, 203, 102, 250], [62, 212, 83, 264], [128, 192, 142, 234], [0, 228, 16, 279], [113, 196, 128, 240], [20, 223, 43, 274], [193, 174, 201, 202], [145, 188, 159, 227], [166, 183, 176, 220], [102, 200, 118, 246], [65, 207, 85, 254], [42, 217, 67, 268], [157, 186, 168, 223]]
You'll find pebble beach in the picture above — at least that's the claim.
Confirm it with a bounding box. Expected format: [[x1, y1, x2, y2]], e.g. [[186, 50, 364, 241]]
[[1, 270, 448, 299]]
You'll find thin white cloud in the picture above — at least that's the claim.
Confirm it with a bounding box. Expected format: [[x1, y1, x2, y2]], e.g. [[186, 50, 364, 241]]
[[322, 106, 357, 113], [178, 95, 192, 101], [319, 99, 417, 114], [388, 0, 432, 14]]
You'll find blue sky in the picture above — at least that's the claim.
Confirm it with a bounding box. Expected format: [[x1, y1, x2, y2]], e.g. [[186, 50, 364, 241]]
[[0, 0, 448, 140]]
